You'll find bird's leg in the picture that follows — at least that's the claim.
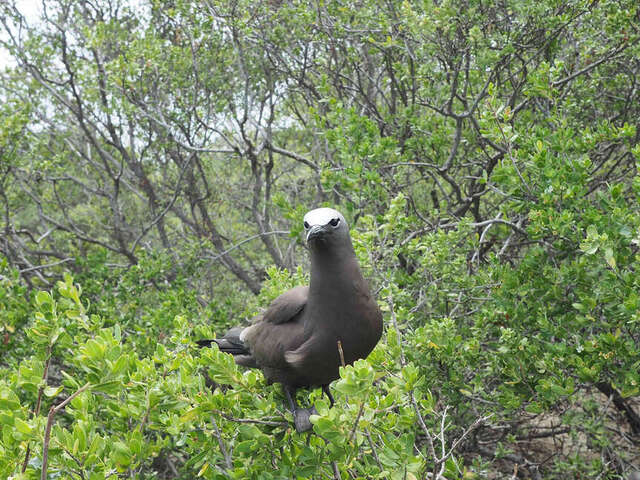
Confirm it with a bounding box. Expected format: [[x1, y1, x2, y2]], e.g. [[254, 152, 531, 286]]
[[283, 385, 317, 433], [284, 385, 298, 413], [322, 384, 335, 408]]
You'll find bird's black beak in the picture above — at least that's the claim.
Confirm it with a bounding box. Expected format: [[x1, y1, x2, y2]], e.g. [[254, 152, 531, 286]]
[[306, 225, 326, 243]]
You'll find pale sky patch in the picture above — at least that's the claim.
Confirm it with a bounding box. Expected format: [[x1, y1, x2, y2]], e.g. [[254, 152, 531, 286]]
[[0, 0, 43, 69]]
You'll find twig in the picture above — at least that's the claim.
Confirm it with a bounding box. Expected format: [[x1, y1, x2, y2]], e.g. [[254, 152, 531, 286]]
[[410, 393, 439, 476], [265, 143, 319, 172], [19, 257, 73, 273], [204, 230, 290, 263], [22, 345, 53, 472], [331, 461, 342, 480], [210, 415, 232, 471], [365, 428, 384, 471], [387, 293, 406, 367], [129, 153, 196, 254], [551, 43, 629, 87], [337, 340, 346, 368], [439, 406, 449, 458], [210, 410, 288, 427], [445, 413, 493, 458], [41, 383, 91, 480], [348, 402, 365, 444]]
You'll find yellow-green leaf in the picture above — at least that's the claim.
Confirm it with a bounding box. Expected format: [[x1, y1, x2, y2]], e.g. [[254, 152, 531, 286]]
[[44, 385, 64, 397], [14, 417, 32, 434]]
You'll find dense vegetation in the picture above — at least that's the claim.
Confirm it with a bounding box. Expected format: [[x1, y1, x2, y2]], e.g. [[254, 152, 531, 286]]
[[1, 0, 639, 478]]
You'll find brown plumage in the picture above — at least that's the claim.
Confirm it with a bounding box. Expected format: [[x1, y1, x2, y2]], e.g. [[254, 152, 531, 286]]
[[200, 207, 383, 432]]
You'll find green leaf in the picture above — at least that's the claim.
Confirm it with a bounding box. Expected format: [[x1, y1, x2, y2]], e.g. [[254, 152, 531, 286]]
[[197, 462, 210, 477], [44, 385, 64, 397], [14, 417, 32, 434], [112, 441, 132, 466], [35, 291, 51, 306], [93, 381, 120, 395], [179, 408, 199, 423], [235, 440, 257, 454], [111, 355, 129, 375], [604, 247, 616, 269], [0, 387, 21, 409]]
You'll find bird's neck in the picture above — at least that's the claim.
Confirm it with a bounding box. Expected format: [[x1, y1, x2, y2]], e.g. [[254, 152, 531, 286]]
[[308, 246, 363, 300]]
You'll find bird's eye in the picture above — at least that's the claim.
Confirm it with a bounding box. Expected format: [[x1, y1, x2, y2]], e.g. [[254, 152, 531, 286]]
[[303, 221, 310, 229], [329, 218, 340, 227]]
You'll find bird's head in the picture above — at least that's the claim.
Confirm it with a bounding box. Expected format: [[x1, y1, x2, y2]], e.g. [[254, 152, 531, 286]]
[[303, 207, 350, 251]]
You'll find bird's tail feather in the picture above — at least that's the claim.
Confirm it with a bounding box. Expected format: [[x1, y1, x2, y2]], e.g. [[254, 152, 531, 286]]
[[211, 338, 249, 355], [197, 326, 250, 356]]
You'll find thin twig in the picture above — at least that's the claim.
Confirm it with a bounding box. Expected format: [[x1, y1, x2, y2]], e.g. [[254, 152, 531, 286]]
[[265, 143, 319, 172], [446, 413, 492, 457], [204, 230, 290, 263], [331, 461, 342, 480], [19, 257, 73, 273], [410, 393, 438, 474], [348, 402, 366, 444], [365, 428, 384, 471], [210, 415, 232, 471], [22, 345, 53, 472], [337, 340, 346, 368], [210, 410, 288, 427], [387, 293, 405, 366], [41, 383, 91, 480]]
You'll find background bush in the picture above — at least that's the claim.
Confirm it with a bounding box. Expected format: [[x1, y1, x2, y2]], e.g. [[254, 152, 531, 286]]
[[1, 0, 639, 478]]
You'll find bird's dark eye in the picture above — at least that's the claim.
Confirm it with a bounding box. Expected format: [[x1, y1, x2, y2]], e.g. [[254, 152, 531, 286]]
[[329, 218, 340, 227], [303, 221, 310, 229]]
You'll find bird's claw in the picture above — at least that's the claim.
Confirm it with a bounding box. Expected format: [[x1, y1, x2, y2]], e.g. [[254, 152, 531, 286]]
[[293, 406, 318, 433]]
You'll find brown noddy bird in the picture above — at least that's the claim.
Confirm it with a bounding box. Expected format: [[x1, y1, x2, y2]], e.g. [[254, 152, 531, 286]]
[[199, 207, 383, 432]]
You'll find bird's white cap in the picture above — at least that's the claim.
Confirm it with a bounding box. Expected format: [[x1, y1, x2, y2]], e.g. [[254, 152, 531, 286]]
[[303, 208, 347, 228]]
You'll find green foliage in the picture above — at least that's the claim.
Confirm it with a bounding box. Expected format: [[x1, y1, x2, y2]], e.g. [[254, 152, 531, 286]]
[[1, 0, 639, 478], [0, 259, 31, 362], [0, 271, 462, 479]]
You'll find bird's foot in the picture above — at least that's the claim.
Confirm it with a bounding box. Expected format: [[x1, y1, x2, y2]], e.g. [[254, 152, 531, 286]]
[[293, 406, 318, 433]]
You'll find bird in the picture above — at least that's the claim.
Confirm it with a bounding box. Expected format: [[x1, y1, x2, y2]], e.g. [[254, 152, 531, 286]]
[[199, 207, 383, 432]]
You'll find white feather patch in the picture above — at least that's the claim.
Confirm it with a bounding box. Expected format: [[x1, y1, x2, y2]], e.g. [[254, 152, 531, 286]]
[[239, 325, 254, 344], [304, 207, 346, 227], [284, 350, 303, 366]]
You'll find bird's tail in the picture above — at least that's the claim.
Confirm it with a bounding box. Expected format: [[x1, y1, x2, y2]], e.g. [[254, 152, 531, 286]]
[[197, 327, 256, 367]]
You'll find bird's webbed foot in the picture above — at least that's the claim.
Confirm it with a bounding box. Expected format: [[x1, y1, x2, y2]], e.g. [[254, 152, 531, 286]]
[[293, 405, 318, 433], [284, 385, 319, 433]]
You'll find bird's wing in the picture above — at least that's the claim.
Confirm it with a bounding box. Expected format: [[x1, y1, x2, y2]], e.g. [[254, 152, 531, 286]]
[[261, 285, 308, 324], [240, 286, 308, 376]]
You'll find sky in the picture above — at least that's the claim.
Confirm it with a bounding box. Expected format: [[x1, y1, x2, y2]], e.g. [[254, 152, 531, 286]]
[[0, 1, 43, 69], [0, 0, 148, 70]]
